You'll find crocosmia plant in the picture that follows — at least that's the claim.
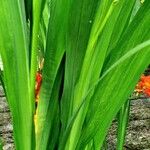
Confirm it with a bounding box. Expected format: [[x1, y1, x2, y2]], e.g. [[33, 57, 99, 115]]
[[0, 0, 150, 150]]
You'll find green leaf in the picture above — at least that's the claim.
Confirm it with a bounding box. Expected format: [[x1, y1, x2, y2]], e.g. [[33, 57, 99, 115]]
[[59, 40, 150, 150], [0, 137, 2, 150], [0, 0, 34, 149], [38, 0, 51, 57], [36, 0, 70, 148], [79, 1, 150, 143], [24, 0, 32, 20], [77, 40, 150, 149], [60, 0, 100, 133], [0, 69, 6, 95], [37, 61, 64, 150], [1, 0, 150, 150], [116, 100, 130, 150], [30, 0, 47, 103], [104, 0, 150, 71], [130, 0, 142, 21], [105, 0, 136, 57], [66, 0, 133, 149]]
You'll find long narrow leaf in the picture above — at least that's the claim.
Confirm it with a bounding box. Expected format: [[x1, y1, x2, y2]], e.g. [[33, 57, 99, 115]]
[[116, 100, 130, 150], [0, 0, 34, 149], [36, 0, 70, 148], [67, 0, 130, 148], [0, 137, 2, 150], [77, 41, 150, 149], [59, 40, 150, 149]]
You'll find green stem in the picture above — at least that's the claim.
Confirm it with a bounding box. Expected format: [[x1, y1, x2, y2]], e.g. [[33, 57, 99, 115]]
[[116, 100, 130, 150], [102, 138, 107, 150], [0, 137, 2, 150]]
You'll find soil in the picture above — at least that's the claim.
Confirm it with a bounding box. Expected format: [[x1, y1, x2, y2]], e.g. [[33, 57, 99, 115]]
[[0, 85, 150, 150], [0, 86, 14, 150], [107, 98, 150, 150]]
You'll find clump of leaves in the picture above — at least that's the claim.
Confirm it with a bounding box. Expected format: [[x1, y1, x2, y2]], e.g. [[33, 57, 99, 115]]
[[0, 0, 150, 150]]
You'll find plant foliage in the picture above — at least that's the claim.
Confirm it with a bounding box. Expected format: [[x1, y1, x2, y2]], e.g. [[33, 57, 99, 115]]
[[0, 0, 150, 149]]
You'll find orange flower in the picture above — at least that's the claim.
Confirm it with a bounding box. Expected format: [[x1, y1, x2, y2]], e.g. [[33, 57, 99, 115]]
[[135, 75, 150, 97], [35, 72, 42, 102], [144, 88, 150, 97]]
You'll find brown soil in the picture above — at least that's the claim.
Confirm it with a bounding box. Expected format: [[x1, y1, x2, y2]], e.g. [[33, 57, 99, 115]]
[[107, 98, 150, 150]]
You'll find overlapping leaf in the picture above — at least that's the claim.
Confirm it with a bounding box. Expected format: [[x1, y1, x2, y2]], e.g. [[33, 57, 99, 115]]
[[0, 0, 34, 149], [0, 0, 150, 150], [36, 0, 71, 149], [76, 1, 150, 148]]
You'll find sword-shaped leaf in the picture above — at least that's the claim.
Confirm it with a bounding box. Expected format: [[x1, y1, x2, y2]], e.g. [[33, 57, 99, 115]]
[[0, 0, 34, 149]]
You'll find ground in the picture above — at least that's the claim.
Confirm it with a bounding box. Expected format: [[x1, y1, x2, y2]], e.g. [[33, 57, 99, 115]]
[[107, 98, 150, 150]]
